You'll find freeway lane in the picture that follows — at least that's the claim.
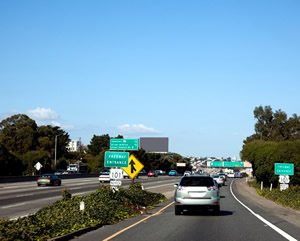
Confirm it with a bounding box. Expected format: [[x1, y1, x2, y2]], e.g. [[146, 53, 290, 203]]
[[76, 178, 299, 241], [0, 176, 180, 220]]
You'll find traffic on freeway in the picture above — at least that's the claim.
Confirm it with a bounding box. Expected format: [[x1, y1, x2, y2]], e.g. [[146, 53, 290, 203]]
[[1, 174, 299, 241]]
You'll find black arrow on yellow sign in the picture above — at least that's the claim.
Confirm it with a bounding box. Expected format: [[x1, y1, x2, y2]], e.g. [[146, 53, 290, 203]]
[[129, 159, 136, 173]]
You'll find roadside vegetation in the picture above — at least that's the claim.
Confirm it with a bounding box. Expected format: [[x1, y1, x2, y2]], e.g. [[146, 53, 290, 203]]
[[241, 106, 300, 210], [0, 182, 167, 241], [0, 114, 190, 176], [241, 106, 300, 187], [248, 180, 300, 210]]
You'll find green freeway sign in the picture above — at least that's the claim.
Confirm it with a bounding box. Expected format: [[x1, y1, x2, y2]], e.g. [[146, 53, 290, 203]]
[[210, 162, 223, 167], [105, 152, 129, 168], [110, 139, 139, 150], [275, 163, 294, 175], [224, 162, 243, 167]]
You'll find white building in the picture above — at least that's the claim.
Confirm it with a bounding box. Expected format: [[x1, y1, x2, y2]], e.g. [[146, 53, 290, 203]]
[[67, 140, 82, 152]]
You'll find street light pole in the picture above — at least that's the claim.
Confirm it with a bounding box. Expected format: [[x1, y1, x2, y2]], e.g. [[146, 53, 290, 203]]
[[54, 134, 62, 171]]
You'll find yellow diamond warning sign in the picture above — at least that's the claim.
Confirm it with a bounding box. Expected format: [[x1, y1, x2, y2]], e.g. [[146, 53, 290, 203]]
[[122, 154, 144, 179]]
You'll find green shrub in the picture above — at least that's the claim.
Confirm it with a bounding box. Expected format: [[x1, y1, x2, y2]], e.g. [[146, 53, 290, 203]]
[[0, 182, 166, 241], [248, 180, 300, 210]]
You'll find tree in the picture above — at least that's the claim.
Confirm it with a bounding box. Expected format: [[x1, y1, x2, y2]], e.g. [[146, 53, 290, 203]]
[[37, 125, 70, 165], [244, 106, 300, 144], [0, 144, 24, 176], [87, 134, 110, 155], [0, 114, 38, 154]]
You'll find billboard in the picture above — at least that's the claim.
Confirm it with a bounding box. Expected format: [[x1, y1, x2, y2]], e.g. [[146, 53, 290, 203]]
[[140, 137, 169, 153]]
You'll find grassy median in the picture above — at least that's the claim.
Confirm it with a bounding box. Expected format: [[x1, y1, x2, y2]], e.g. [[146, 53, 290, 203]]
[[0, 182, 167, 241]]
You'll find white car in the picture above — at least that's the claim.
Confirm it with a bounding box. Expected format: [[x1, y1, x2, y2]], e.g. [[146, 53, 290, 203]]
[[184, 171, 191, 176], [227, 173, 235, 178], [99, 170, 110, 183], [213, 175, 225, 187]]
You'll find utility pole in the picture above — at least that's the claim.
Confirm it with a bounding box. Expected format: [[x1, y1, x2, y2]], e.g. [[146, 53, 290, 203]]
[[54, 134, 62, 170]]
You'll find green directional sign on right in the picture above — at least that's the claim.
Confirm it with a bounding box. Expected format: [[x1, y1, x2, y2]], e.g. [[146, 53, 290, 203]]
[[275, 163, 294, 175]]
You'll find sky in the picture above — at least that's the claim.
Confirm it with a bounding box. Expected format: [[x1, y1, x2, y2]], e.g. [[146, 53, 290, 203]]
[[1, 0, 300, 159]]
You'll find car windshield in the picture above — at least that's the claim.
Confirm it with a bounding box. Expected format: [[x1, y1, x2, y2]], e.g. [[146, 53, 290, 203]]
[[180, 176, 214, 187]]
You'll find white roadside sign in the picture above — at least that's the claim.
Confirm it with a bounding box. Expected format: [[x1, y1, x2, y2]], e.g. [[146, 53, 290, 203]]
[[280, 183, 289, 191], [34, 162, 43, 171], [110, 180, 122, 186], [110, 168, 123, 180], [279, 175, 290, 184]]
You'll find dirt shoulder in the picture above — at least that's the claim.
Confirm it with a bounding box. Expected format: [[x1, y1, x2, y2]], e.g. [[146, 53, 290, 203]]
[[234, 178, 300, 228]]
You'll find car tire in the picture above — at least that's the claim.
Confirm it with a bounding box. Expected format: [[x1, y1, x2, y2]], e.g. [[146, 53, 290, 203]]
[[175, 206, 182, 215], [37, 184, 41, 186]]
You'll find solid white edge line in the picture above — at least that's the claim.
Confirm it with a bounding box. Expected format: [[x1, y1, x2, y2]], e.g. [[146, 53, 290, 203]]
[[230, 179, 297, 241]]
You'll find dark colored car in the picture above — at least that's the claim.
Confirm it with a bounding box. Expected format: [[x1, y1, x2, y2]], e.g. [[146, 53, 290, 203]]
[[37, 174, 61, 186], [148, 170, 158, 177], [54, 169, 66, 175]]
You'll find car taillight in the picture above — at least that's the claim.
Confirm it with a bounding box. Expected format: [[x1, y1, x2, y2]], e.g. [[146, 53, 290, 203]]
[[208, 186, 217, 191], [47, 178, 50, 181], [37, 178, 41, 181]]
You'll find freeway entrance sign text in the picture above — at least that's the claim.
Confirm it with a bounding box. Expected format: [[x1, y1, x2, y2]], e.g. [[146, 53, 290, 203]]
[[122, 154, 144, 179], [104, 152, 129, 168], [110, 139, 139, 150], [275, 163, 294, 175]]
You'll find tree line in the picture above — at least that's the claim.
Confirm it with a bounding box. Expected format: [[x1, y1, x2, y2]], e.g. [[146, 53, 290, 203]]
[[241, 106, 300, 186], [0, 114, 189, 176]]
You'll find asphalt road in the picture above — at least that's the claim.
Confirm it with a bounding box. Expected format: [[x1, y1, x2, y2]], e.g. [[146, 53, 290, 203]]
[[0, 175, 180, 220], [73, 178, 299, 241], [1, 177, 299, 241]]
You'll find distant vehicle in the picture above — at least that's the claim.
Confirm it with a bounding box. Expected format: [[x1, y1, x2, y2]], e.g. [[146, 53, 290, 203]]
[[67, 164, 87, 174], [168, 170, 178, 176], [234, 172, 242, 178], [139, 169, 147, 176], [63, 170, 78, 175], [156, 170, 166, 175], [227, 173, 235, 178], [54, 169, 66, 175], [218, 173, 227, 182], [37, 174, 61, 186], [123, 170, 139, 179], [184, 171, 191, 176], [213, 175, 225, 187], [99, 169, 110, 183], [174, 175, 220, 215], [148, 170, 158, 177]]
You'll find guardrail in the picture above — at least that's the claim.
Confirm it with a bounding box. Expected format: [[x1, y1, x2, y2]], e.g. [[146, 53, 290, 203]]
[[0, 174, 99, 184]]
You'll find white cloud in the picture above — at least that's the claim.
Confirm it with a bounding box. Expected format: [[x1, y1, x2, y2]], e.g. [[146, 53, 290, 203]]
[[27, 107, 59, 121], [51, 121, 76, 131], [117, 124, 160, 135]]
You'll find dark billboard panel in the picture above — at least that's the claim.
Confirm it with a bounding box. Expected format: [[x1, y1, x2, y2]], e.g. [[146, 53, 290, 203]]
[[140, 137, 169, 153]]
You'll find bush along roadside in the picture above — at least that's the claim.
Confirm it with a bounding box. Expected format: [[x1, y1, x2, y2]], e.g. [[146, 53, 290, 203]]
[[248, 180, 300, 210], [0, 182, 167, 241]]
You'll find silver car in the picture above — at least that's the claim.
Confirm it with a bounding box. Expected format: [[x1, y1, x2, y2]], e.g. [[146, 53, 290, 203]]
[[174, 175, 220, 215]]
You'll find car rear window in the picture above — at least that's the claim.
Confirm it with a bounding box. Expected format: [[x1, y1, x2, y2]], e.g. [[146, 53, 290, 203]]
[[180, 176, 214, 187], [41, 175, 52, 178]]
